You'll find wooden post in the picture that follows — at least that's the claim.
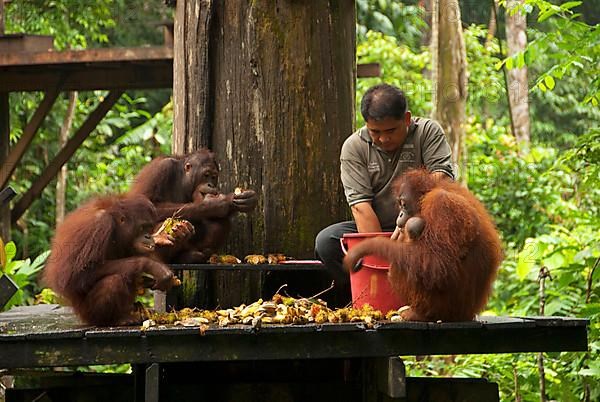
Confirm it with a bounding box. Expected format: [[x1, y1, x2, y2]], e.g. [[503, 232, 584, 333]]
[[173, 0, 355, 307], [0, 92, 9, 242], [0, 0, 8, 241]]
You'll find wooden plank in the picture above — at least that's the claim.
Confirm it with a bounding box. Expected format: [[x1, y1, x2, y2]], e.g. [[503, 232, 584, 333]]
[[517, 315, 589, 327], [0, 62, 173, 92], [357, 62, 381, 78], [478, 315, 536, 329], [0, 88, 60, 189], [0, 46, 173, 67], [0, 34, 54, 53], [11, 90, 123, 223], [0, 305, 589, 368]]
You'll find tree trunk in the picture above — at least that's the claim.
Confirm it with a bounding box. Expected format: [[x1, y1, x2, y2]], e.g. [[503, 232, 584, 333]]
[[505, 0, 530, 145], [55, 92, 77, 226], [485, 0, 498, 48], [173, 0, 355, 308], [420, 0, 433, 48], [431, 0, 467, 179]]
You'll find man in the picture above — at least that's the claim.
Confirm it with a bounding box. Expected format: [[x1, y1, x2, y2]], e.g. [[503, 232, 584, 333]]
[[315, 83, 455, 304]]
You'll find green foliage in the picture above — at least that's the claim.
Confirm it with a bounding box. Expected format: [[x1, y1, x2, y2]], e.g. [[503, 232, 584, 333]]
[[356, 0, 426, 50], [0, 242, 49, 311], [6, 0, 116, 49], [499, 0, 600, 105], [463, 25, 508, 123], [466, 118, 562, 249], [356, 31, 432, 127], [9, 94, 173, 258]]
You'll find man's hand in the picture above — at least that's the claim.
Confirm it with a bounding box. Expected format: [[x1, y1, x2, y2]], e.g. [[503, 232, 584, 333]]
[[232, 189, 258, 213], [390, 226, 403, 241]]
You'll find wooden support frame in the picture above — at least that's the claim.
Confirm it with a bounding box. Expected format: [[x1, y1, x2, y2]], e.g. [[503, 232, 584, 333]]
[[0, 88, 60, 189], [11, 90, 124, 223], [0, 91, 9, 240]]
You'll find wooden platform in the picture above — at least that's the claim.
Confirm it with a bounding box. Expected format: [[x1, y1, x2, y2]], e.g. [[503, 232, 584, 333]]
[[0, 304, 589, 369]]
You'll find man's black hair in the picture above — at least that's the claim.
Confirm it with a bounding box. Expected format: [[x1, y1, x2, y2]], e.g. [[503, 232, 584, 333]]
[[360, 83, 408, 122]]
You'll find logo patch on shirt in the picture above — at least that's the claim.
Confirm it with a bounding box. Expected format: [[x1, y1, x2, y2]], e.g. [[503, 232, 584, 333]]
[[367, 162, 380, 172], [400, 151, 415, 161]]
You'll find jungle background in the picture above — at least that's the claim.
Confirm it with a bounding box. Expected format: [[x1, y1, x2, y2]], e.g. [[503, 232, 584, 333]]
[[0, 1, 598, 401]]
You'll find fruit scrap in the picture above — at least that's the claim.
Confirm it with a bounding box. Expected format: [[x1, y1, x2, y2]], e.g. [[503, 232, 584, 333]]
[[154, 217, 188, 236], [267, 253, 287, 264], [144, 295, 405, 330], [209, 254, 242, 264], [234, 187, 244, 195], [244, 254, 267, 265]]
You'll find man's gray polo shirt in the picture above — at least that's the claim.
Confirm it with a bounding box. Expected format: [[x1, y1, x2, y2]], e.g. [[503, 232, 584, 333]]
[[340, 117, 455, 228]]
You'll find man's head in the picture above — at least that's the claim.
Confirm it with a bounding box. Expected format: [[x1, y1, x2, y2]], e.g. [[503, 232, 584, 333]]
[[360, 84, 411, 152]]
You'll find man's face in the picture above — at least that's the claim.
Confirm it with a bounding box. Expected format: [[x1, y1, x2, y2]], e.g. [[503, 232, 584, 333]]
[[366, 112, 411, 152]]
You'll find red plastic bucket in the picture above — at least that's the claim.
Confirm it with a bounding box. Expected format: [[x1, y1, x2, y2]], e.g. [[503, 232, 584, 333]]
[[341, 232, 406, 312]]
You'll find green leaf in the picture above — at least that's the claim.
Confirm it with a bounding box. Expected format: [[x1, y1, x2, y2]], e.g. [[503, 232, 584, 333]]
[[506, 57, 514, 70], [516, 53, 525, 69], [543, 251, 565, 270], [538, 7, 560, 22], [544, 75, 556, 90], [516, 239, 539, 280], [4, 241, 16, 263], [560, 1, 582, 11], [538, 82, 547, 92]]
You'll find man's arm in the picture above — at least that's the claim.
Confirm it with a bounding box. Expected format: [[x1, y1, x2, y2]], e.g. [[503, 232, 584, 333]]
[[350, 201, 382, 233]]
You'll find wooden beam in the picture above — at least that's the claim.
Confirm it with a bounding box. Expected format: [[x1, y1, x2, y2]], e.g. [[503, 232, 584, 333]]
[[11, 90, 124, 223], [0, 89, 60, 189], [0, 46, 173, 67], [0, 62, 172, 92], [357, 62, 381, 78], [0, 91, 9, 240]]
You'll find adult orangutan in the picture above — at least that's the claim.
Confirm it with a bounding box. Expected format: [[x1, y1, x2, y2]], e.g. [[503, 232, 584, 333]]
[[129, 148, 257, 263], [43, 195, 181, 326], [343, 169, 503, 322]]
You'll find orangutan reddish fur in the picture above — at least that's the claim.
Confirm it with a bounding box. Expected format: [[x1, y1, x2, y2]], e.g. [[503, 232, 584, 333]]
[[344, 169, 503, 321], [43, 195, 176, 326]]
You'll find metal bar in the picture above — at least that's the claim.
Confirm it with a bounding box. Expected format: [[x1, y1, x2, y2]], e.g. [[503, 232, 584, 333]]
[[0, 274, 18, 309], [0, 186, 15, 205], [11, 90, 123, 223], [0, 89, 60, 189], [169, 263, 324, 271]]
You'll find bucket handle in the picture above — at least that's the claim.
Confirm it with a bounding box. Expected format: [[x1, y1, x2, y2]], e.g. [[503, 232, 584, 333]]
[[340, 237, 348, 256], [340, 237, 390, 270]]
